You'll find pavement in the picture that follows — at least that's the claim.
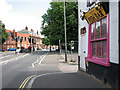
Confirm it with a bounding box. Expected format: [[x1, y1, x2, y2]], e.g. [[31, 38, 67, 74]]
[[0, 51, 15, 57], [29, 51, 112, 88]]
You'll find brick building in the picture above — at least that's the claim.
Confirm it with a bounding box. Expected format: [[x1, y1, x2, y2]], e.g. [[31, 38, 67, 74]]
[[2, 29, 17, 50], [2, 27, 42, 51]]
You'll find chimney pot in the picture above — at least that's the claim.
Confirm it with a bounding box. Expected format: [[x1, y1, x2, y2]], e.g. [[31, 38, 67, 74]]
[[13, 29, 15, 32], [31, 29, 34, 32], [37, 30, 38, 34], [25, 26, 28, 30]]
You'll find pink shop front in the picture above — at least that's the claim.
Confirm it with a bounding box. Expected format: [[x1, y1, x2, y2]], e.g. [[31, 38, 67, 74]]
[[83, 2, 119, 89]]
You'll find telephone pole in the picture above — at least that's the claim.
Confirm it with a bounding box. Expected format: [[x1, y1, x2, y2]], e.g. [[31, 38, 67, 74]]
[[64, 0, 67, 62]]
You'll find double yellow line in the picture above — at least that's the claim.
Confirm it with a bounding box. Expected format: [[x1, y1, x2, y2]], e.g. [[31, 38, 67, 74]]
[[18, 75, 36, 90]]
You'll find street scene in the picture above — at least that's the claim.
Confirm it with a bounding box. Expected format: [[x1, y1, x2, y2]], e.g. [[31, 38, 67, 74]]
[[0, 0, 119, 90]]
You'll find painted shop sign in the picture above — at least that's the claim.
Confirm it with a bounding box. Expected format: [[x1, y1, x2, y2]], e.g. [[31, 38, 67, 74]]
[[85, 3, 107, 24]]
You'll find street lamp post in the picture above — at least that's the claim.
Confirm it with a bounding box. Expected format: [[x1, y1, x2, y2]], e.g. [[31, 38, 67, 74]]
[[64, 0, 67, 62]]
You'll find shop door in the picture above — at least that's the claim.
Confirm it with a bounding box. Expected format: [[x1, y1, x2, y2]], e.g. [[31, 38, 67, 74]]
[[80, 34, 86, 71]]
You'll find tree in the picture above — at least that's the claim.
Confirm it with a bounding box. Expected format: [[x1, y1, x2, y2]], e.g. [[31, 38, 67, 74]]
[[42, 37, 50, 46], [0, 20, 9, 44], [41, 1, 78, 46], [42, 37, 53, 51]]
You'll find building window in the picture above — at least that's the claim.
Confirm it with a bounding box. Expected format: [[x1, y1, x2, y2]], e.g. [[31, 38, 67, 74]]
[[21, 37, 23, 41], [28, 37, 29, 41], [87, 14, 109, 67], [12, 39, 14, 43], [25, 37, 26, 41], [18, 36, 20, 40], [7, 39, 9, 43]]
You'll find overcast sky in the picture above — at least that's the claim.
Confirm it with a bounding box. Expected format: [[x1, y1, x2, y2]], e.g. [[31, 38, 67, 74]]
[[0, 0, 52, 37]]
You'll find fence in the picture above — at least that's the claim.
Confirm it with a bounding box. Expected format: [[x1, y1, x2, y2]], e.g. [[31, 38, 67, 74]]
[[60, 41, 78, 64]]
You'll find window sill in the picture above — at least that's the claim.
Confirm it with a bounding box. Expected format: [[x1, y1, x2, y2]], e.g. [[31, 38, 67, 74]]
[[86, 57, 110, 67], [91, 38, 107, 42]]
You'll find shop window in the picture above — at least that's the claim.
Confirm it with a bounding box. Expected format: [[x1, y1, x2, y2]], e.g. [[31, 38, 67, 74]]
[[92, 42, 96, 57], [91, 23, 95, 40], [97, 41, 101, 58], [87, 15, 109, 67], [96, 21, 100, 39], [91, 17, 107, 58], [101, 18, 107, 38], [103, 40, 107, 58]]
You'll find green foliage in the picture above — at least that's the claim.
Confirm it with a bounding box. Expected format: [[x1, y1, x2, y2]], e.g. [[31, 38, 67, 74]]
[[41, 1, 78, 45], [0, 20, 9, 44], [42, 37, 50, 46]]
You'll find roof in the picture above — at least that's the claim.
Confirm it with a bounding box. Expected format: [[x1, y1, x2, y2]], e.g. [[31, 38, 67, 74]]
[[18, 29, 37, 36], [6, 29, 41, 39], [6, 29, 13, 33], [30, 34, 41, 39]]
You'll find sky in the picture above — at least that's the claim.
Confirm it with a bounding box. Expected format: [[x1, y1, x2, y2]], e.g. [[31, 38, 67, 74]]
[[0, 0, 52, 37]]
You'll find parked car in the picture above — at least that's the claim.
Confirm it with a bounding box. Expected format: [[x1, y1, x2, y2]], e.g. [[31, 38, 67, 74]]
[[20, 47, 27, 53], [28, 46, 32, 52], [24, 49, 30, 53], [37, 47, 41, 50], [8, 48, 16, 51]]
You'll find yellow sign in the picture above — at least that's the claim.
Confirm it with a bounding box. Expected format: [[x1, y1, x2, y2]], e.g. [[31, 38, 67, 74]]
[[85, 3, 107, 24]]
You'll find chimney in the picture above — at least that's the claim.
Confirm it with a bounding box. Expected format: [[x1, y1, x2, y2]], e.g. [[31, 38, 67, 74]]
[[31, 29, 34, 32], [25, 26, 28, 30], [37, 30, 38, 34], [13, 29, 15, 32]]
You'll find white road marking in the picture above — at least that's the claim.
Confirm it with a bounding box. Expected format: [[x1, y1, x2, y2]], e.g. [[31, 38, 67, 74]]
[[39, 52, 48, 64], [23, 54, 29, 58], [30, 52, 48, 68], [0, 55, 10, 60], [0, 53, 30, 65], [0, 60, 8, 65], [31, 59, 39, 68], [0, 57, 3, 60]]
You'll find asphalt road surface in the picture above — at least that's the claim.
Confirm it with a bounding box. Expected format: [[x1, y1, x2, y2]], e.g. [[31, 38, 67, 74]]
[[2, 51, 50, 88], [1, 51, 111, 89]]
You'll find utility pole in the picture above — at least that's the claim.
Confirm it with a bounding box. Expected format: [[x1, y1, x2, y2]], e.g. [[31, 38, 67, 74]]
[[64, 0, 67, 62]]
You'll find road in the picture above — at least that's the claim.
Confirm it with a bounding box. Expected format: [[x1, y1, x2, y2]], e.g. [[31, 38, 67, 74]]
[[1, 50, 111, 89], [2, 51, 50, 88]]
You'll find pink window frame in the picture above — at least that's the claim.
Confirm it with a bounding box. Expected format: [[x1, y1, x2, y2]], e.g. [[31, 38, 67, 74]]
[[86, 14, 110, 67]]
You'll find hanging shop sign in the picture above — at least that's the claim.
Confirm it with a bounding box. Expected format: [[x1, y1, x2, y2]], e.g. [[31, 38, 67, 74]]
[[85, 3, 107, 24]]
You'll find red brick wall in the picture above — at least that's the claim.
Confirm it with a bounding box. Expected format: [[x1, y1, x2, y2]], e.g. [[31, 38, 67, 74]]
[[17, 33, 30, 49], [2, 30, 17, 50]]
